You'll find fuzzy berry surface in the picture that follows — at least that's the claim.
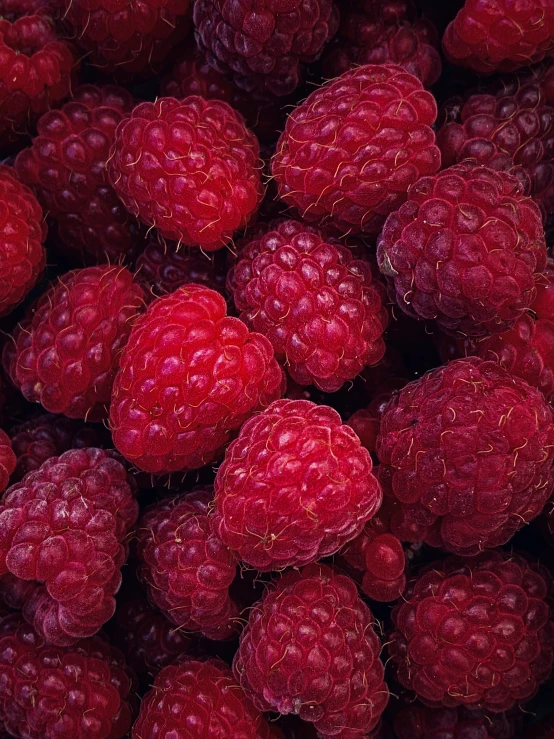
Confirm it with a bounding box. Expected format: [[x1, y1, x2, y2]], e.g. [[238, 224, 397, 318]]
[[3, 265, 145, 421], [389, 550, 554, 712], [377, 163, 547, 337], [272, 64, 440, 236], [110, 285, 284, 474], [108, 96, 263, 251], [0, 430, 15, 495]]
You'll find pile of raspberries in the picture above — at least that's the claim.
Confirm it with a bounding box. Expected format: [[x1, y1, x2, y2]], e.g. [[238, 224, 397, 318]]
[[3, 0, 554, 737]]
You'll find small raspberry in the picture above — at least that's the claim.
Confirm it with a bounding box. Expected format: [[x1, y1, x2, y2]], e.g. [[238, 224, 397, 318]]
[[3, 265, 145, 421], [377, 163, 547, 337], [389, 550, 554, 712], [0, 430, 15, 494], [234, 564, 389, 737], [110, 285, 284, 474], [391, 702, 518, 738], [272, 64, 440, 236], [108, 96, 263, 251]]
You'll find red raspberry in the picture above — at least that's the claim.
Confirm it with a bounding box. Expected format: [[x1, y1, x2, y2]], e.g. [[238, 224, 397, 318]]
[[14, 84, 145, 265], [107, 96, 263, 252], [443, 0, 554, 75], [193, 0, 339, 97], [389, 550, 554, 712], [377, 357, 554, 556], [3, 265, 145, 421], [391, 702, 517, 739], [272, 64, 440, 236], [0, 614, 136, 738], [234, 564, 389, 737], [346, 376, 407, 455], [0, 448, 138, 646], [377, 163, 547, 337], [110, 285, 284, 474], [0, 430, 15, 494], [0, 164, 45, 317]]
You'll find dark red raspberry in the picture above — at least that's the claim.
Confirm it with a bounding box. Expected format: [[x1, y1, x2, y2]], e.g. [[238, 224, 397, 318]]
[[234, 564, 388, 737], [389, 550, 554, 712], [443, 0, 554, 75], [377, 163, 547, 337], [0, 164, 45, 317], [0, 614, 136, 738], [3, 265, 145, 421], [14, 84, 145, 265], [272, 64, 440, 236], [377, 357, 554, 556], [391, 702, 517, 739], [110, 285, 284, 474], [0, 430, 15, 494], [193, 0, 339, 97], [346, 376, 407, 456], [108, 96, 263, 252], [0, 448, 138, 646]]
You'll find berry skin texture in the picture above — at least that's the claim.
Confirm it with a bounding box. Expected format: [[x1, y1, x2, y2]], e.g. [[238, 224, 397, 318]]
[[3, 265, 145, 421], [272, 64, 441, 236], [391, 702, 517, 739], [377, 163, 547, 337], [0, 430, 15, 494], [214, 398, 381, 571], [228, 219, 388, 392], [389, 551, 554, 712], [108, 96, 263, 251], [0, 164, 46, 318], [377, 357, 554, 556], [0, 448, 139, 646], [233, 564, 389, 737], [110, 285, 284, 474]]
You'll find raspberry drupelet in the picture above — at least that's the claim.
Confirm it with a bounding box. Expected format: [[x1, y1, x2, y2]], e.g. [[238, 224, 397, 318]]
[[3, 265, 145, 421], [107, 96, 263, 251], [346, 376, 407, 456], [110, 285, 284, 475], [272, 64, 440, 237], [389, 550, 554, 712], [0, 430, 15, 494]]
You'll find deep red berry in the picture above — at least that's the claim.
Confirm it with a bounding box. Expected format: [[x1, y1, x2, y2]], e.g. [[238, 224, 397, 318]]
[[391, 702, 517, 739], [346, 376, 407, 456], [0, 430, 15, 494]]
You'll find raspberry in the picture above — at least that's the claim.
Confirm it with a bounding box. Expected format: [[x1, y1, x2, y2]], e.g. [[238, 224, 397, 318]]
[[377, 163, 547, 337], [0, 614, 136, 738], [234, 564, 388, 736], [193, 0, 339, 97], [0, 164, 45, 317], [14, 84, 144, 265], [389, 550, 554, 711], [0, 430, 15, 494], [272, 64, 440, 236], [3, 265, 145, 421], [377, 357, 554, 556], [228, 219, 388, 392], [443, 0, 554, 75], [391, 702, 517, 738], [107, 96, 263, 251], [110, 285, 284, 474], [0, 448, 138, 646], [346, 376, 407, 456]]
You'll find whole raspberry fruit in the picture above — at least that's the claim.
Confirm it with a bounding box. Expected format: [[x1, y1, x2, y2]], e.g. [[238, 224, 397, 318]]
[[0, 430, 15, 494], [234, 564, 388, 736], [110, 285, 284, 474], [0, 448, 138, 646], [377, 163, 547, 337], [377, 357, 554, 556], [389, 550, 554, 711], [392, 702, 518, 738], [3, 265, 145, 421], [108, 96, 263, 251], [272, 64, 440, 236], [0, 164, 45, 317], [214, 399, 381, 571], [15, 84, 144, 265], [193, 0, 339, 97], [443, 0, 554, 75]]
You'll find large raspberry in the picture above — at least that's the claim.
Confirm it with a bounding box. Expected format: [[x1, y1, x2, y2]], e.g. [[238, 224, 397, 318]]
[[3, 265, 145, 421], [377, 357, 554, 556], [0, 430, 15, 494], [234, 564, 388, 737], [0, 448, 138, 646], [108, 96, 263, 251], [391, 702, 517, 738], [15, 84, 144, 265], [377, 164, 547, 337], [214, 398, 381, 571], [272, 64, 440, 236], [110, 285, 284, 474], [389, 550, 554, 712]]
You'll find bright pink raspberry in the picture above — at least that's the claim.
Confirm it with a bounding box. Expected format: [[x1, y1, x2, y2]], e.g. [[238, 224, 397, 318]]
[[0, 430, 15, 494], [110, 285, 284, 474]]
